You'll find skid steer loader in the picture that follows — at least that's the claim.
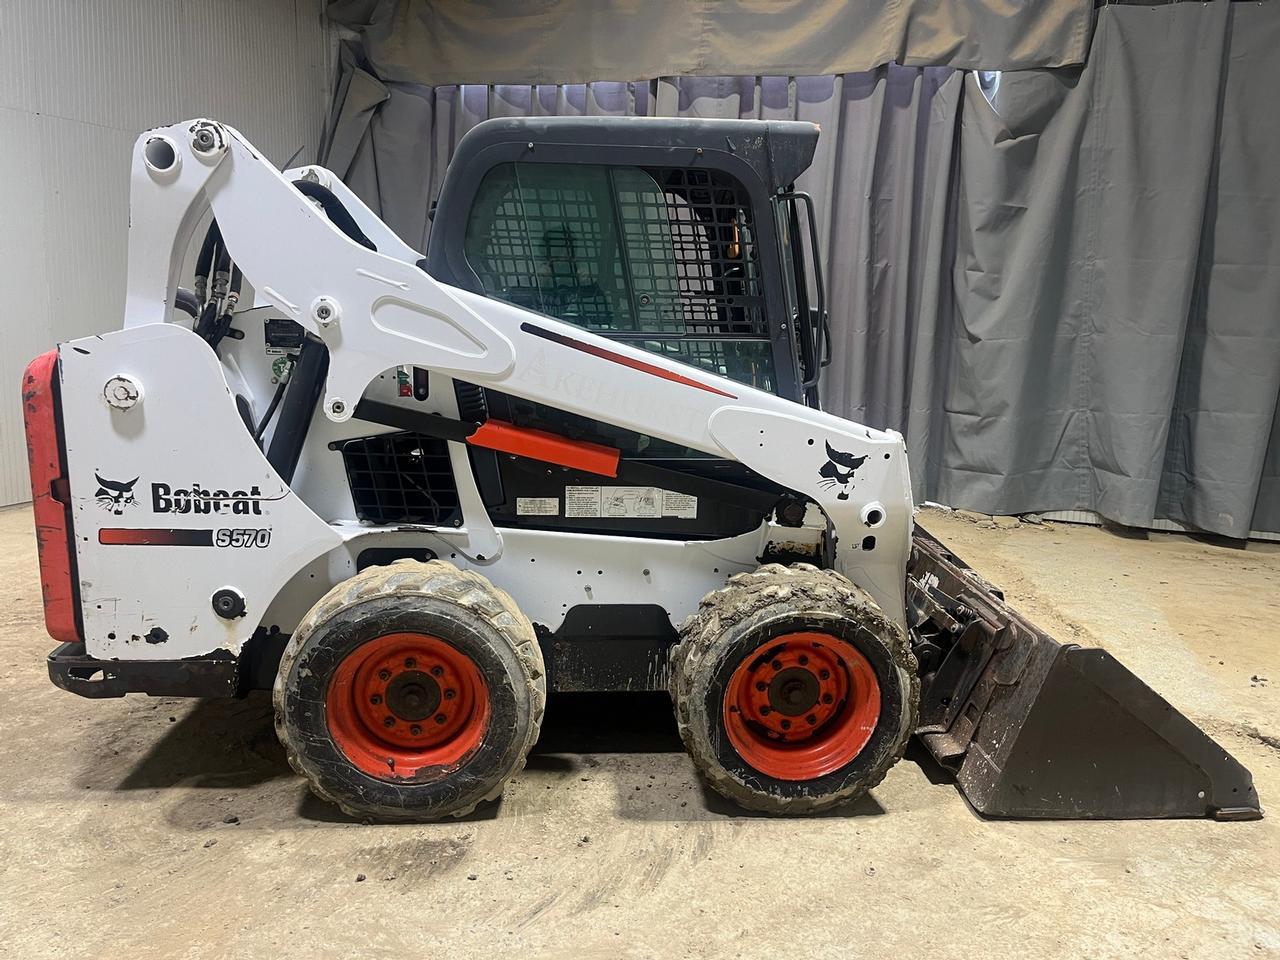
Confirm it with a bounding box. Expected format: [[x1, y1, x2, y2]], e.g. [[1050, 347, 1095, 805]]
[[22, 117, 1259, 821]]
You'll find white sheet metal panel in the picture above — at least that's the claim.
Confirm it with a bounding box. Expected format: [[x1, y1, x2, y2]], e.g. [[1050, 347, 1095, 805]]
[[0, 0, 329, 505]]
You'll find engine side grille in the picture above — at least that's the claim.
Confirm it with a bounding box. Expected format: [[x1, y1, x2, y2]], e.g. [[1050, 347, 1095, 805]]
[[339, 431, 460, 526]]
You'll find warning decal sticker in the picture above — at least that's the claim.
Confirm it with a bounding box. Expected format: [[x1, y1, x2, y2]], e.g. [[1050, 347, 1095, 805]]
[[565, 486, 698, 520], [516, 497, 559, 516]]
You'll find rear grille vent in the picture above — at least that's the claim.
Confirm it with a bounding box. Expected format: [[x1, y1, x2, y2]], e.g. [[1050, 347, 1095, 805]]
[[339, 431, 459, 526]]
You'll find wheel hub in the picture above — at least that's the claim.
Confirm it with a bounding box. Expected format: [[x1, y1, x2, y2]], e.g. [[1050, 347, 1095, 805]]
[[325, 633, 489, 780], [769, 667, 820, 716], [723, 631, 882, 781], [385, 671, 441, 722]]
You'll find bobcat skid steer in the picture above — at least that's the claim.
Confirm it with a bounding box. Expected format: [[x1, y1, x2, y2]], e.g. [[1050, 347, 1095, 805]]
[[22, 117, 1259, 822]]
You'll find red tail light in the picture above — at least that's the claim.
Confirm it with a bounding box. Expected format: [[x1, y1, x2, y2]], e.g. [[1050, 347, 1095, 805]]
[[22, 350, 82, 643]]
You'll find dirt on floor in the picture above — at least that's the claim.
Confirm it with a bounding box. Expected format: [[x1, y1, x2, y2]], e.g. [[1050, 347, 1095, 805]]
[[0, 503, 1276, 959]]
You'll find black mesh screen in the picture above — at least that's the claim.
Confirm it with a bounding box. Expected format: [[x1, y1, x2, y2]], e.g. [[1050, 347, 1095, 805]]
[[463, 161, 773, 391], [621, 167, 764, 338], [339, 432, 459, 526]]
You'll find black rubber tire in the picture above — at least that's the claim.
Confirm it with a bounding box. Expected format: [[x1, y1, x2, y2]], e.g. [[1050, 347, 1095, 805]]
[[273, 559, 545, 822], [669, 563, 918, 815]]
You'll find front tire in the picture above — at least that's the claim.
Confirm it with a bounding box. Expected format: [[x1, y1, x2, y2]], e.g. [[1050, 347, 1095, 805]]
[[670, 563, 918, 814], [273, 559, 545, 822]]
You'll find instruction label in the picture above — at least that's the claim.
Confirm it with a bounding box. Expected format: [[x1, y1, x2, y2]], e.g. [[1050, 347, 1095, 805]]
[[565, 486, 697, 519], [516, 497, 559, 516], [661, 491, 698, 519]]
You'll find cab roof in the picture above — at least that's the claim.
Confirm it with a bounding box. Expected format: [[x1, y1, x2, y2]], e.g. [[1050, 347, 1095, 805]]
[[451, 116, 820, 193]]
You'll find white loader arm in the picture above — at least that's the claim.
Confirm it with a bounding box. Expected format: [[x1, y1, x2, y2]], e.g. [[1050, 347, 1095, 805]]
[[125, 119, 913, 623]]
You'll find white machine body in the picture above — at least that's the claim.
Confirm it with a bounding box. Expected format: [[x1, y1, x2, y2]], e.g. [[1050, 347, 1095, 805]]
[[57, 119, 913, 662]]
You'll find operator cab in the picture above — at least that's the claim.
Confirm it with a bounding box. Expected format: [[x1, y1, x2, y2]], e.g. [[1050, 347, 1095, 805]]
[[426, 116, 830, 407], [423, 117, 830, 542]]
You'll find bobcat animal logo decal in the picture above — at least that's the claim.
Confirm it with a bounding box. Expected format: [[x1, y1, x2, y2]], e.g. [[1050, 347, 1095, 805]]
[[817, 442, 867, 500], [95, 473, 140, 515]]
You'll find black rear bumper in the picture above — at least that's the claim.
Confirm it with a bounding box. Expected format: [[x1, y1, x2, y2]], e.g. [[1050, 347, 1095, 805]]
[[47, 642, 240, 699]]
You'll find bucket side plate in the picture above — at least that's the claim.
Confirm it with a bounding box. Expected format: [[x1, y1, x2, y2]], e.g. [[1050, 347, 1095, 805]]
[[908, 526, 1261, 821]]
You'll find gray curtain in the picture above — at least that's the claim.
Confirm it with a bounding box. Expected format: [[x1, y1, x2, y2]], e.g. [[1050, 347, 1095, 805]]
[[321, 64, 963, 500], [327, 0, 1092, 86], [943, 2, 1280, 538], [324, 2, 1280, 537]]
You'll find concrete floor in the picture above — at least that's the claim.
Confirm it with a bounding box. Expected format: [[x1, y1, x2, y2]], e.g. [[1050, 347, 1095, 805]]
[[0, 503, 1277, 959]]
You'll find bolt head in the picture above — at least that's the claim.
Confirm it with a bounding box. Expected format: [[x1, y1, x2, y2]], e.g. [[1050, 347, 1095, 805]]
[[103, 375, 142, 410], [189, 123, 224, 158]]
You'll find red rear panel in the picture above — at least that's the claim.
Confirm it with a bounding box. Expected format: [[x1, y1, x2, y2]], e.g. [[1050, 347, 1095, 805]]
[[22, 350, 82, 643]]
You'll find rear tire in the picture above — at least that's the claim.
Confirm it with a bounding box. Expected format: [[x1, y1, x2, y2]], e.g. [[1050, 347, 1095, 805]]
[[670, 563, 918, 814], [273, 559, 545, 822]]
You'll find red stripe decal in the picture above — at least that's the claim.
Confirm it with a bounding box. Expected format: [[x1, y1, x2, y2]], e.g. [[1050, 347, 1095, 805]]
[[467, 420, 621, 477], [99, 528, 215, 546], [521, 323, 738, 400]]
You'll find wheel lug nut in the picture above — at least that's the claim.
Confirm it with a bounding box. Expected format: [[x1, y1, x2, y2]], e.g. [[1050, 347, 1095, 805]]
[[770, 659, 782, 670], [404, 657, 416, 669], [780, 719, 791, 730], [755, 681, 766, 692], [444, 689, 456, 700], [410, 724, 422, 736], [759, 706, 771, 716], [431, 666, 444, 677], [799, 654, 809, 666], [378, 669, 391, 681], [370, 694, 382, 705], [822, 693, 833, 704], [383, 717, 395, 728], [819, 669, 830, 680], [435, 713, 447, 724], [806, 714, 817, 725]]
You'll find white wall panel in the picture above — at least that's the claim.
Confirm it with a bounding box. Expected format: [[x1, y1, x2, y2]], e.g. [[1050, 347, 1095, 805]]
[[0, 0, 329, 505]]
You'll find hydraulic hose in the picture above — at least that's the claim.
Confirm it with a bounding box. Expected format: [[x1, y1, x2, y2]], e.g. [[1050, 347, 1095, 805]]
[[253, 359, 293, 443], [174, 287, 200, 319], [195, 222, 222, 304], [292, 180, 377, 251]]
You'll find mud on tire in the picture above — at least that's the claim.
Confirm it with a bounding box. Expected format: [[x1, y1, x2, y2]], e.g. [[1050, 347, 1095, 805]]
[[273, 559, 545, 822], [669, 563, 918, 814]]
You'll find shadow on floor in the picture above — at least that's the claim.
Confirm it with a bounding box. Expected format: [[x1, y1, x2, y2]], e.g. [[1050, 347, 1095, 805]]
[[82, 689, 939, 826], [112, 693, 286, 792]]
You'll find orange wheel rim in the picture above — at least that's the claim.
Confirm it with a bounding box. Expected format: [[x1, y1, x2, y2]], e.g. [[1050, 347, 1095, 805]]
[[325, 633, 489, 780], [723, 631, 881, 781]]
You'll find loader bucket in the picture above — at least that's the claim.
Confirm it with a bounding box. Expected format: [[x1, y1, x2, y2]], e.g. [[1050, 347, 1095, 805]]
[[906, 527, 1261, 821]]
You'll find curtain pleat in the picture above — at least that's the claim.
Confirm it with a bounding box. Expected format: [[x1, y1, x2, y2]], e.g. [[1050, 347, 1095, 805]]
[[323, 1, 1280, 536]]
